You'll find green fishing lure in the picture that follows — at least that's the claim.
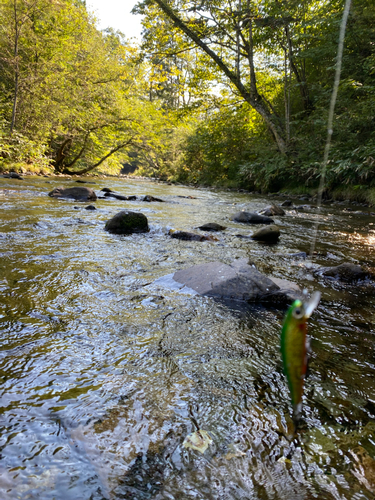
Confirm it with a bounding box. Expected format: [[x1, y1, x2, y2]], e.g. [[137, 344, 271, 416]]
[[281, 292, 321, 423]]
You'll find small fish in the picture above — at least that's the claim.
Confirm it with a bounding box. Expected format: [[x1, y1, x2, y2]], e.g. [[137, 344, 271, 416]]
[[281, 291, 321, 424]]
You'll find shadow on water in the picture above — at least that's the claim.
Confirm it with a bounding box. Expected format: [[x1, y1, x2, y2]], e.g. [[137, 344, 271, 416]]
[[1, 176, 375, 499]]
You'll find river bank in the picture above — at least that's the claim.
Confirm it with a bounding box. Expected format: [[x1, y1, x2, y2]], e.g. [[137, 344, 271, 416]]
[[2, 164, 375, 207]]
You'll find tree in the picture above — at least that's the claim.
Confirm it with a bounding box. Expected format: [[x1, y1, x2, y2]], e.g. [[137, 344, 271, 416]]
[[139, 0, 289, 153], [0, 0, 154, 174]]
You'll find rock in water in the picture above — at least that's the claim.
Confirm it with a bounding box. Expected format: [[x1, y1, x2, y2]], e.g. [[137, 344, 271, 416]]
[[48, 186, 97, 201], [105, 211, 149, 235], [251, 224, 280, 243], [3, 172, 23, 179], [169, 230, 217, 241], [197, 223, 226, 231], [259, 204, 285, 216], [231, 212, 274, 224], [267, 277, 303, 303], [104, 192, 133, 201], [173, 258, 279, 301], [142, 195, 164, 202], [316, 263, 370, 282]]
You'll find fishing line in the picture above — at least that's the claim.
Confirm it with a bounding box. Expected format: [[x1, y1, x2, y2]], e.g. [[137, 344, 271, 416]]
[[309, 0, 352, 258]]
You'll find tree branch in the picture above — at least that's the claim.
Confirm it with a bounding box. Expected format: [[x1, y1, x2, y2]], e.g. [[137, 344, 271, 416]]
[[62, 137, 135, 175]]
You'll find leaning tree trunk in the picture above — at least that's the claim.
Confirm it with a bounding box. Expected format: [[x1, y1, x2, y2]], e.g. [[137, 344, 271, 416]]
[[151, 0, 287, 154], [10, 0, 20, 134]]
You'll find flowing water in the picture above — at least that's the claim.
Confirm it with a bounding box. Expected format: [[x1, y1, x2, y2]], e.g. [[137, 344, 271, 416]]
[[1, 175, 375, 500]]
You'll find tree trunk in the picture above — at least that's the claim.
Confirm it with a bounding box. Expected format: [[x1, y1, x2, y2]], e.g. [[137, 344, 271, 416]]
[[10, 0, 19, 134], [53, 137, 72, 172]]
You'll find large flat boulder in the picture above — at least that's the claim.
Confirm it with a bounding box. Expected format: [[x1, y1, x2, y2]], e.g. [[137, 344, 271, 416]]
[[48, 186, 97, 201], [173, 258, 279, 301]]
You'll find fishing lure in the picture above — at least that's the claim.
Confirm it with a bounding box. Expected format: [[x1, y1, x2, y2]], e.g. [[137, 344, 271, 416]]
[[281, 292, 321, 424]]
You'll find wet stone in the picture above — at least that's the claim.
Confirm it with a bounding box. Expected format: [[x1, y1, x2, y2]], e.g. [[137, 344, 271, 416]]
[[85, 205, 96, 210], [105, 210, 149, 235], [295, 205, 311, 210], [316, 263, 371, 282], [48, 186, 97, 201], [196, 223, 226, 231], [2, 172, 23, 179], [285, 251, 307, 259], [104, 192, 133, 201], [251, 224, 280, 243], [142, 195, 164, 202], [259, 204, 285, 216], [231, 211, 274, 224], [172, 258, 279, 302], [169, 230, 217, 241], [268, 277, 303, 303]]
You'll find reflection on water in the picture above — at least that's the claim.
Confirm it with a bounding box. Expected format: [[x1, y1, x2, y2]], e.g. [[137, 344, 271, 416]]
[[1, 176, 375, 499]]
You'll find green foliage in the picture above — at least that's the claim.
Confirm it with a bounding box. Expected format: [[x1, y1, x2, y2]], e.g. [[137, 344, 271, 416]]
[[0, 0, 175, 175], [0, 119, 51, 172], [134, 0, 375, 194], [0, 0, 374, 197], [177, 103, 261, 185]]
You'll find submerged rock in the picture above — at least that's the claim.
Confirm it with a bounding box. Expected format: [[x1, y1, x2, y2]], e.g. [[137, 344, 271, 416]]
[[101, 187, 113, 192], [169, 230, 217, 241], [231, 211, 274, 224], [316, 263, 371, 282], [197, 223, 226, 232], [295, 204, 312, 211], [286, 251, 307, 259], [259, 204, 285, 216], [172, 258, 279, 301], [281, 200, 293, 207], [251, 224, 280, 243], [85, 205, 96, 210], [48, 186, 97, 201], [350, 445, 375, 493], [142, 195, 164, 202], [104, 192, 136, 201], [105, 210, 149, 235]]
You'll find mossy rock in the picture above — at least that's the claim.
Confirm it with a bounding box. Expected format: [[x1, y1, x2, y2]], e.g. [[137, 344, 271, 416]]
[[105, 211, 149, 235]]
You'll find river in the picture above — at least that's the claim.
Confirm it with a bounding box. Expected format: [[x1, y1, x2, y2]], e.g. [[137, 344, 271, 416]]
[[1, 175, 375, 499]]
